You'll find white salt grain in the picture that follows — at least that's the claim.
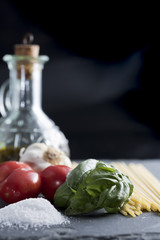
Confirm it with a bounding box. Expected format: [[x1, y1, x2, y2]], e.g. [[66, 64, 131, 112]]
[[0, 198, 69, 229]]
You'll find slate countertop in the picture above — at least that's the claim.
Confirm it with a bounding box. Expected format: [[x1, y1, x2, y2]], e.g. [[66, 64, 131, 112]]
[[1, 159, 160, 240]]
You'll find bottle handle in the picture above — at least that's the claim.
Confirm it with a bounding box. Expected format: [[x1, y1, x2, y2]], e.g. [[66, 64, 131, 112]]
[[0, 79, 11, 117]]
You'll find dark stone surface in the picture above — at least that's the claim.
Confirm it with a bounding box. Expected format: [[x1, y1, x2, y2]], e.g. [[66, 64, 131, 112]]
[[1, 159, 160, 240]]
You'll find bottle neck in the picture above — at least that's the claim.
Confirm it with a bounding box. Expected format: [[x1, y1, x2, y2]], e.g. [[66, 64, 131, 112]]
[[9, 62, 43, 112]]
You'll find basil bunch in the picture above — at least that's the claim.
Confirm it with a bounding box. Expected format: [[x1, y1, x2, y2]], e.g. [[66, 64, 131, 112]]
[[54, 159, 133, 215]]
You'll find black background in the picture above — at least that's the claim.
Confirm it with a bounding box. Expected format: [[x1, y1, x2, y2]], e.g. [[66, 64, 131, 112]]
[[0, 1, 159, 159]]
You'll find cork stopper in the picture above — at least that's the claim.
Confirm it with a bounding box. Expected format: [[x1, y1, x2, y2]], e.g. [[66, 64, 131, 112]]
[[14, 33, 40, 58]]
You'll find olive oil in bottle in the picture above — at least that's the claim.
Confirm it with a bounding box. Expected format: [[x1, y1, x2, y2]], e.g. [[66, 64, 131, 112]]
[[0, 34, 69, 164], [0, 146, 21, 163]]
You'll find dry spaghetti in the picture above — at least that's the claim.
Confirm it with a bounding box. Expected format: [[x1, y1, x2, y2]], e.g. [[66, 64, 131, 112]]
[[111, 162, 160, 217]]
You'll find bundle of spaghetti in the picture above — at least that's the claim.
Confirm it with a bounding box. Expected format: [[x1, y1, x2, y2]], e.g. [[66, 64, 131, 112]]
[[111, 161, 160, 217]]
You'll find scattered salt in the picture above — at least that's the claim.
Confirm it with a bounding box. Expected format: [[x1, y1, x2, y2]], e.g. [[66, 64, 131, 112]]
[[0, 198, 69, 229]]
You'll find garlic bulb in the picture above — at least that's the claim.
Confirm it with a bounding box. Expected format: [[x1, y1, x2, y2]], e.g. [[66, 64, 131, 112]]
[[19, 143, 72, 172]]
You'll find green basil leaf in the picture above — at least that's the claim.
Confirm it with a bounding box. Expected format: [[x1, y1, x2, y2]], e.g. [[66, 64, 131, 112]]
[[66, 159, 98, 190], [54, 159, 133, 215], [54, 182, 73, 208]]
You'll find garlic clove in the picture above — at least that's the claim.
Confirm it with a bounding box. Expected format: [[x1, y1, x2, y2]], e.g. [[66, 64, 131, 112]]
[[43, 146, 72, 168], [19, 143, 72, 172]]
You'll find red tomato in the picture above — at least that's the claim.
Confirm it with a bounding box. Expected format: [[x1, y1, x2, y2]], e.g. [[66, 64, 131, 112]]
[[41, 165, 71, 200], [0, 163, 41, 204], [0, 161, 32, 183]]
